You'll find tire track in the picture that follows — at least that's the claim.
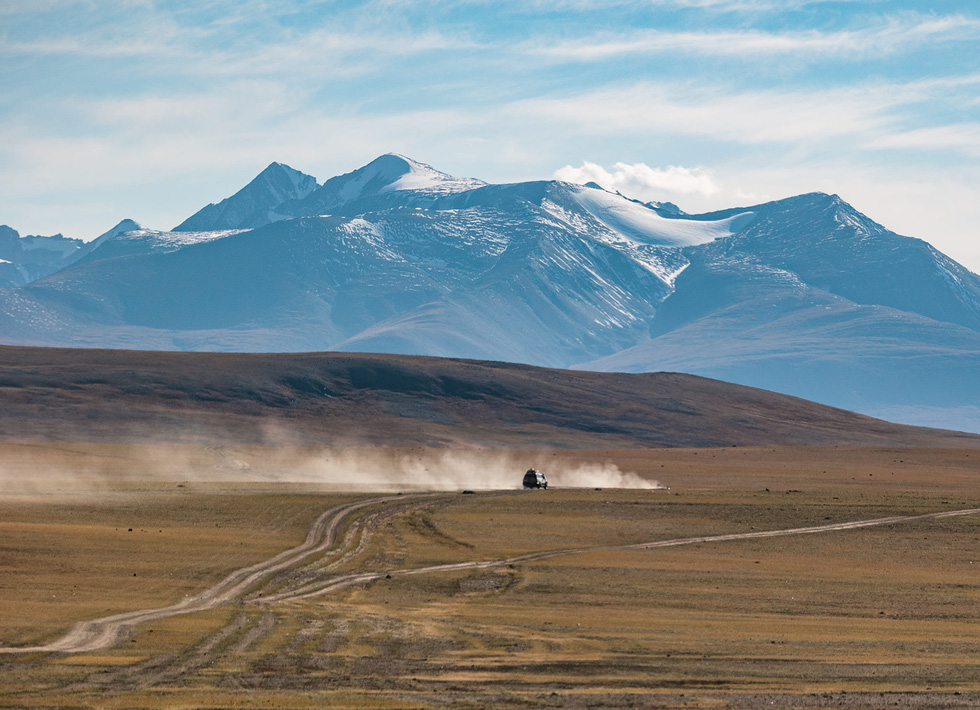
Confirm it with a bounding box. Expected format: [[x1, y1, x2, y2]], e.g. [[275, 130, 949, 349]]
[[263, 506, 980, 604], [3, 497, 978, 656], [67, 612, 254, 691], [0, 493, 437, 655]]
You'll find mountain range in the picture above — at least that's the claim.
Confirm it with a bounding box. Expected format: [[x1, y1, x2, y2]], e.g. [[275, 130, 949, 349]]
[[2, 154, 979, 432]]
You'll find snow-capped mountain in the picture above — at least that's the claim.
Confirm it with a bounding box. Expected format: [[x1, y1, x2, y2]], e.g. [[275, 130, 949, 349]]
[[1, 155, 979, 431], [276, 154, 487, 219]]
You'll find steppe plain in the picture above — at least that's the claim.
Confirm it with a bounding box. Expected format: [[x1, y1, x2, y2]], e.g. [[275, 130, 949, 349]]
[[0, 349, 978, 709]]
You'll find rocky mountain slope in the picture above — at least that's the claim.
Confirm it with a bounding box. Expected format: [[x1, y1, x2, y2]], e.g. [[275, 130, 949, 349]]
[[173, 162, 319, 231], [0, 226, 85, 288]]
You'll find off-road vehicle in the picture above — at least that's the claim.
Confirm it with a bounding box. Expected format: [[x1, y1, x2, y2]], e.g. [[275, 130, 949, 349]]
[[522, 468, 548, 489]]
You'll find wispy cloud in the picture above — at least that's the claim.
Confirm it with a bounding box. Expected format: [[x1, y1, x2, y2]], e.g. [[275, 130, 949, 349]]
[[868, 123, 980, 155], [510, 72, 980, 154], [515, 83, 890, 144], [531, 15, 980, 61], [0, 35, 190, 58], [0, 15, 474, 73], [0, 2, 205, 58], [202, 28, 482, 81]]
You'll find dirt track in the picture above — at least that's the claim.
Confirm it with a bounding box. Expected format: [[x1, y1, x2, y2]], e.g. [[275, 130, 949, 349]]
[[0, 493, 429, 654], [262, 504, 980, 603], [2, 494, 978, 656]]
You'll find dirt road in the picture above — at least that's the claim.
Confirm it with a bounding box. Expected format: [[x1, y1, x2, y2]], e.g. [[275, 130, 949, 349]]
[[0, 493, 428, 654], [262, 505, 980, 603], [3, 494, 978, 655]]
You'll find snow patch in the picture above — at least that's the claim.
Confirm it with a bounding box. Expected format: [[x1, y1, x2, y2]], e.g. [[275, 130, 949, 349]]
[[113, 228, 247, 250], [385, 156, 485, 194], [539, 194, 692, 287], [335, 154, 484, 200], [567, 184, 753, 247], [339, 218, 401, 260]]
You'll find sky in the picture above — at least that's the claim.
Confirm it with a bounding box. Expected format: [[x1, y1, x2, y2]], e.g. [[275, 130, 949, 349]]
[[1, 0, 979, 270]]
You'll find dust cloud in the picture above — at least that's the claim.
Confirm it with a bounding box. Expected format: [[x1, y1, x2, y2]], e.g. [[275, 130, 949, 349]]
[[0, 444, 665, 497], [271, 450, 665, 491]]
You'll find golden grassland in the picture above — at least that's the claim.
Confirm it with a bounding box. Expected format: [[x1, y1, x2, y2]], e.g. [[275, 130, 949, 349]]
[[0, 443, 978, 709]]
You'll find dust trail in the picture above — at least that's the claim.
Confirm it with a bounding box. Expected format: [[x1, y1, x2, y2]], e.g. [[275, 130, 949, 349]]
[[261, 449, 665, 491], [548, 461, 666, 490], [0, 443, 664, 497]]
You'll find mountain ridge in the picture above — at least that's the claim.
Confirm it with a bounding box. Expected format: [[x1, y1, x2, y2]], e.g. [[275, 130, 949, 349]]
[[173, 162, 319, 232]]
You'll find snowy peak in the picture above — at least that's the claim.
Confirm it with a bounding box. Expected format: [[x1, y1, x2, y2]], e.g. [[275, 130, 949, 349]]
[[0, 225, 84, 257], [173, 162, 318, 232], [785, 192, 887, 237], [76, 224, 247, 266], [0, 226, 82, 254], [344, 153, 485, 195], [94, 218, 143, 242], [284, 154, 486, 217], [371, 154, 485, 194], [825, 194, 888, 237], [360, 153, 429, 186]]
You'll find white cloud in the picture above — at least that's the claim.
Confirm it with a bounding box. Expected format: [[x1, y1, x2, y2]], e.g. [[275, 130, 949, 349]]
[[555, 161, 719, 200], [531, 15, 980, 61], [515, 82, 893, 144], [509, 73, 980, 156], [199, 28, 480, 83], [868, 123, 980, 155]]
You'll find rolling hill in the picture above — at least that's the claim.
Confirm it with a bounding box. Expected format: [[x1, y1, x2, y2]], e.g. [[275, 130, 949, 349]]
[[0, 345, 976, 449]]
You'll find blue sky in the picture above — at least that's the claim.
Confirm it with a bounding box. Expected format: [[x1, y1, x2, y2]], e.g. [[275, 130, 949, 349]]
[[2, 0, 979, 269]]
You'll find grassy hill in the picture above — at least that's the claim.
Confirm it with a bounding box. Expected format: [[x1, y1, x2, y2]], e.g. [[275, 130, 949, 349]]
[[1, 345, 977, 448]]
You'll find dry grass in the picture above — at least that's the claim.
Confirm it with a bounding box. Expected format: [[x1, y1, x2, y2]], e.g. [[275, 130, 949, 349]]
[[0, 483, 355, 645], [1, 444, 978, 709]]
